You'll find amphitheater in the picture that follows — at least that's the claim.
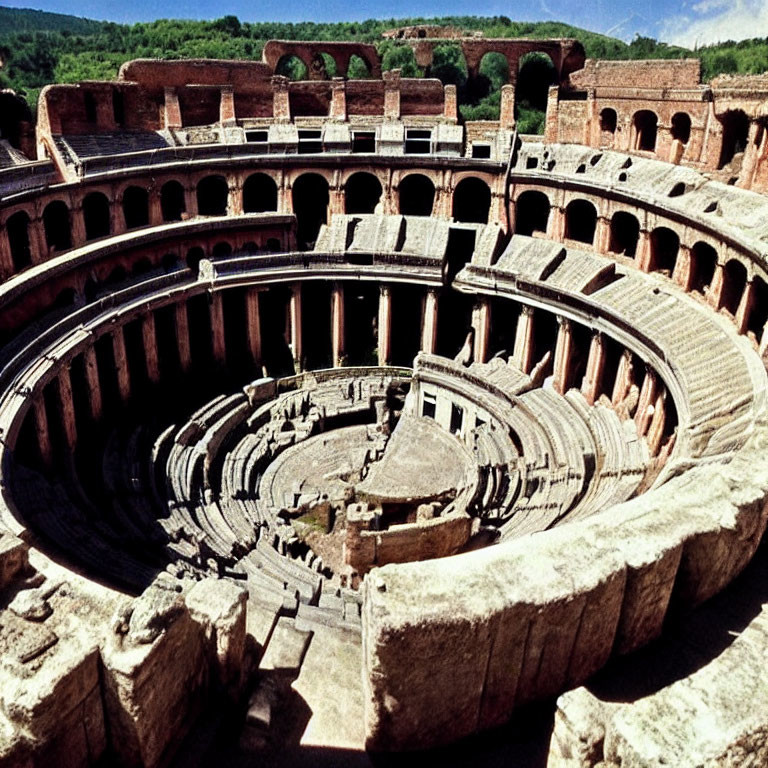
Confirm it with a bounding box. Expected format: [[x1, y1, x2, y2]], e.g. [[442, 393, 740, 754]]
[[1, 27, 768, 767]]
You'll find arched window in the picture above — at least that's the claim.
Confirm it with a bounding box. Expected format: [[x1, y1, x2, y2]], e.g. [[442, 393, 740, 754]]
[[452, 177, 491, 224], [649, 227, 679, 274], [564, 199, 597, 244], [292, 173, 329, 249], [721, 259, 747, 315], [514, 190, 550, 236], [212, 241, 232, 257], [275, 54, 308, 81], [600, 108, 617, 134], [399, 174, 435, 216], [161, 181, 186, 222], [633, 110, 658, 152], [82, 192, 111, 241], [690, 242, 718, 295], [344, 172, 383, 214], [516, 52, 557, 134], [718, 110, 750, 170], [197, 175, 228, 217], [671, 112, 691, 145], [748, 276, 768, 338], [243, 173, 278, 213], [43, 200, 72, 251], [608, 211, 639, 258], [7, 210, 32, 270], [122, 186, 149, 230]]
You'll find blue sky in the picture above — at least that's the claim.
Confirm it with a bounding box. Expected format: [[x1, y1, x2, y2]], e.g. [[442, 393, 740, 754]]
[[2, 0, 768, 46]]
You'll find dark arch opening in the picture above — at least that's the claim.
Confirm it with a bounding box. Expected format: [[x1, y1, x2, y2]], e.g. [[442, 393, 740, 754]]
[[43, 200, 72, 252], [690, 242, 718, 295], [243, 173, 278, 213], [600, 108, 617, 134], [452, 177, 491, 224], [721, 259, 747, 315], [633, 110, 658, 152], [197, 175, 228, 217], [609, 211, 639, 258], [276, 54, 308, 81], [430, 43, 468, 89], [514, 190, 550, 236], [161, 180, 186, 222], [718, 110, 750, 170], [516, 52, 557, 134], [649, 227, 679, 274], [187, 247, 205, 273], [399, 174, 435, 216], [7, 210, 32, 271], [564, 199, 597, 244], [671, 112, 691, 144], [122, 186, 149, 230], [82, 192, 111, 241], [212, 241, 232, 258], [748, 276, 768, 338], [292, 173, 329, 250], [344, 172, 383, 214]]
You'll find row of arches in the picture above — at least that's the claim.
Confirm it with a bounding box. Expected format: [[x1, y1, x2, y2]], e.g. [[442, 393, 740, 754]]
[[598, 108, 693, 154], [513, 189, 768, 339]]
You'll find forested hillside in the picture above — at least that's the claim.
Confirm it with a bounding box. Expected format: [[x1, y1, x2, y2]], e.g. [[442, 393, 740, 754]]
[[3, 9, 768, 129]]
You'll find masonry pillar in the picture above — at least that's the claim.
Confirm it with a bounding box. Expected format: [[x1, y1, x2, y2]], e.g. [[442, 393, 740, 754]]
[[708, 262, 725, 309], [173, 302, 191, 373], [71, 203, 87, 247], [33, 395, 52, 468], [271, 76, 290, 122], [378, 284, 392, 366], [290, 284, 303, 371], [110, 196, 124, 237], [209, 292, 226, 367], [83, 345, 102, 422], [0, 228, 13, 278], [735, 279, 755, 335], [552, 317, 574, 395], [636, 230, 652, 272], [330, 78, 347, 121], [228, 179, 244, 217], [219, 86, 236, 126], [646, 392, 666, 456], [512, 305, 535, 374], [546, 206, 565, 242], [594, 216, 611, 254], [581, 332, 606, 405], [421, 288, 439, 355], [443, 84, 457, 122], [634, 367, 658, 436], [246, 288, 263, 367], [112, 326, 131, 401], [672, 243, 692, 291], [57, 365, 77, 453], [142, 311, 160, 384], [184, 185, 198, 219], [544, 84, 559, 143], [163, 87, 182, 130], [383, 70, 401, 120], [331, 283, 345, 367], [611, 349, 633, 407], [28, 218, 46, 266], [500, 84, 516, 131], [471, 299, 491, 364], [148, 190, 163, 226]]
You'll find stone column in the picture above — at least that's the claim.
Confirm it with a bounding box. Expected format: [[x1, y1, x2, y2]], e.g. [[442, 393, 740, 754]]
[[672, 244, 692, 291], [500, 84, 516, 130], [0, 227, 13, 278], [708, 262, 725, 309], [148, 191, 163, 226], [581, 332, 606, 405], [330, 78, 347, 121], [28, 218, 46, 266], [228, 180, 244, 217], [110, 196, 124, 237], [377, 285, 392, 366], [594, 217, 611, 255], [142, 312, 160, 384], [219, 86, 236, 126], [512, 305, 535, 374], [635, 230, 652, 272], [383, 70, 401, 120], [546, 206, 565, 242], [246, 288, 262, 367], [421, 288, 439, 355], [83, 345, 102, 422], [544, 85, 559, 143], [33, 396, 52, 467], [271, 76, 290, 122], [331, 283, 345, 367], [443, 84, 457, 122], [735, 279, 755, 335], [552, 317, 573, 395], [112, 326, 131, 401], [57, 366, 77, 453], [184, 186, 198, 219], [646, 392, 667, 456], [289, 284, 303, 371], [163, 87, 182, 130], [71, 204, 87, 247], [209, 292, 226, 367], [611, 349, 633, 407], [634, 367, 658, 436], [175, 301, 192, 372], [471, 299, 490, 364]]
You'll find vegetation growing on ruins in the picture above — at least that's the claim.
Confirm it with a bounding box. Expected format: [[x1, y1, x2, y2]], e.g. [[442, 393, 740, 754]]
[[3, 8, 768, 130]]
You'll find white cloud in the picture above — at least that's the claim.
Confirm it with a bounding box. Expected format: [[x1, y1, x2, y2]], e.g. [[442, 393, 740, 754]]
[[660, 0, 768, 48]]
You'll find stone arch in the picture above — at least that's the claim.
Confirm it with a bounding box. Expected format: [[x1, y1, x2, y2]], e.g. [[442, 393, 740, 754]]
[[516, 51, 557, 130], [564, 199, 597, 244], [649, 227, 679, 274], [609, 211, 640, 258], [82, 191, 111, 241], [671, 112, 692, 145], [748, 275, 768, 338], [514, 190, 550, 236], [196, 175, 228, 217], [721, 258, 747, 315], [690, 241, 718, 295], [600, 108, 618, 146], [452, 177, 491, 224], [122, 185, 149, 230], [632, 110, 658, 152], [161, 180, 186, 222], [718, 110, 750, 170], [399, 174, 435, 216], [292, 173, 329, 249], [43, 200, 72, 252], [430, 43, 468, 89], [243, 173, 278, 213], [348, 54, 372, 79], [276, 54, 309, 81], [344, 172, 383, 214], [7, 210, 32, 271]]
